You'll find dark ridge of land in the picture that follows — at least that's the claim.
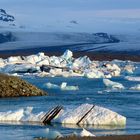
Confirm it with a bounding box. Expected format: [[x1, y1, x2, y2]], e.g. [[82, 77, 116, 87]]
[[0, 73, 47, 97], [0, 49, 140, 62], [35, 134, 140, 140]]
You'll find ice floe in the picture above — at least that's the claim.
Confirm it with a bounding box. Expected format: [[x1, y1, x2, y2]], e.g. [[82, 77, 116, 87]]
[[125, 76, 140, 82], [130, 84, 140, 90], [45, 82, 79, 91], [0, 104, 126, 126], [103, 79, 125, 89], [0, 50, 139, 78]]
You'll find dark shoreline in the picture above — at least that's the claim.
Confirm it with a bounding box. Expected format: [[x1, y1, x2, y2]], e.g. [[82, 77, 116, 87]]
[[0, 49, 140, 61], [36, 134, 140, 140]]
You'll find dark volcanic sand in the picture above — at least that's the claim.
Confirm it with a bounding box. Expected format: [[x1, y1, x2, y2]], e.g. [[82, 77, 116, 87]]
[[0, 49, 140, 62], [36, 134, 140, 140]]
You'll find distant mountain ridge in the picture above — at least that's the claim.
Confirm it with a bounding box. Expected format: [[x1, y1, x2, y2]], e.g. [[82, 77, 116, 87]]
[[0, 9, 15, 22]]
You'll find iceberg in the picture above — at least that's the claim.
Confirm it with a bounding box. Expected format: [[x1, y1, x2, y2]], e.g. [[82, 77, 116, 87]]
[[130, 84, 140, 90], [0, 104, 126, 126], [60, 82, 79, 91], [103, 79, 125, 89], [45, 82, 60, 89], [125, 76, 140, 82], [2, 64, 40, 73], [0, 50, 139, 78], [80, 128, 95, 137], [44, 82, 79, 91], [54, 104, 126, 126], [123, 64, 135, 74], [61, 50, 73, 61]]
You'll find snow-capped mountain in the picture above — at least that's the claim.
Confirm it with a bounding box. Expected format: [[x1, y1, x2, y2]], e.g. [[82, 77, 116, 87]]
[[0, 9, 15, 22]]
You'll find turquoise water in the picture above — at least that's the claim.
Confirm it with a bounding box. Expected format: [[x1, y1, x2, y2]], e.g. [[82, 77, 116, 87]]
[[0, 73, 140, 140]]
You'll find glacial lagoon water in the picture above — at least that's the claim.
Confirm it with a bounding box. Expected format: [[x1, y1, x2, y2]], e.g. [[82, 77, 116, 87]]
[[0, 72, 140, 140]]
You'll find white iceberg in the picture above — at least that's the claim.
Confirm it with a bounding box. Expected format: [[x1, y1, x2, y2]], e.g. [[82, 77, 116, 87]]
[[6, 56, 23, 64], [60, 82, 79, 91], [54, 104, 126, 126], [103, 79, 125, 89], [0, 58, 5, 67], [84, 69, 104, 78], [24, 52, 45, 65], [44, 82, 79, 91], [130, 84, 140, 90], [45, 82, 60, 89], [123, 65, 135, 74], [3, 64, 40, 73], [61, 50, 73, 61], [125, 76, 140, 82], [0, 104, 126, 126], [80, 128, 95, 137]]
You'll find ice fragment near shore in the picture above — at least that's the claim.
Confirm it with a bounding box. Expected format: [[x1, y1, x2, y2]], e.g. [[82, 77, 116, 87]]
[[103, 79, 124, 89]]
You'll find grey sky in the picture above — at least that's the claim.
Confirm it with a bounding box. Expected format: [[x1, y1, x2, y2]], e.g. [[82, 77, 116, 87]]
[[1, 0, 140, 32]]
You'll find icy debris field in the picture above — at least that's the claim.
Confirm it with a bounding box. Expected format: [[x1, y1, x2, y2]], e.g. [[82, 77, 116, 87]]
[[0, 50, 138, 78], [0, 50, 140, 140]]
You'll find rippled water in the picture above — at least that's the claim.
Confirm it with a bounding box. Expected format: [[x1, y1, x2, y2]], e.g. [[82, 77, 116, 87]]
[[0, 68, 140, 140]]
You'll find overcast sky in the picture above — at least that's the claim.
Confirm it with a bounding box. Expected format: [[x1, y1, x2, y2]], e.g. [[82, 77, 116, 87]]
[[1, 0, 140, 32]]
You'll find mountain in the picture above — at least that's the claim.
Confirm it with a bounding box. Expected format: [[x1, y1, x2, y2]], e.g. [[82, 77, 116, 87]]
[[0, 9, 15, 22]]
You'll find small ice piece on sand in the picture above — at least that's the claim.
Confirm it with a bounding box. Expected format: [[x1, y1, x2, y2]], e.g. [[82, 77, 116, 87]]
[[103, 79, 125, 89], [80, 128, 96, 137], [45, 128, 63, 139], [130, 84, 140, 90]]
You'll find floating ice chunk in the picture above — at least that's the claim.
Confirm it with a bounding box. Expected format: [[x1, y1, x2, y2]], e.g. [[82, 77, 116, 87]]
[[0, 58, 6, 67], [7, 56, 23, 64], [130, 84, 140, 90], [72, 56, 91, 69], [124, 65, 135, 74], [84, 69, 104, 78], [125, 76, 140, 82], [61, 50, 73, 60], [60, 82, 79, 91], [3, 64, 40, 73], [49, 68, 62, 76], [0, 109, 24, 122], [103, 79, 125, 89], [24, 52, 45, 64], [45, 82, 60, 89], [45, 82, 79, 91], [80, 128, 95, 137], [36, 57, 50, 66], [54, 104, 126, 126], [103, 63, 121, 77], [0, 104, 126, 126]]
